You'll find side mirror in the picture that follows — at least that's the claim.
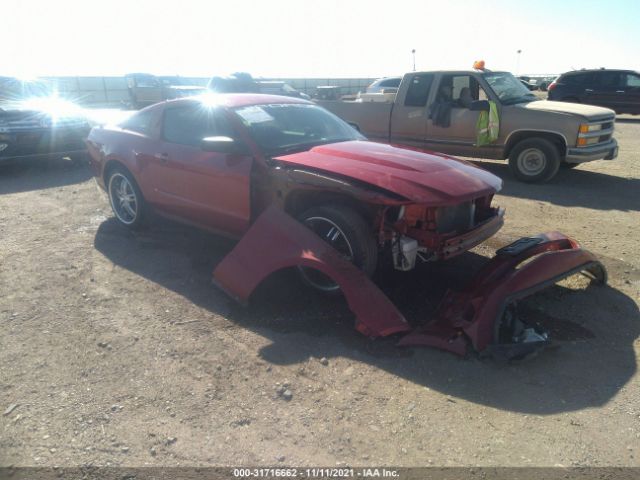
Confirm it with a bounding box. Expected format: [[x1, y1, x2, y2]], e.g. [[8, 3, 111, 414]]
[[470, 100, 490, 112], [201, 136, 247, 154]]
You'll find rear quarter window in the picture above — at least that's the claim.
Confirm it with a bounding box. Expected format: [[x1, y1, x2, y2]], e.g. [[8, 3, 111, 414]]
[[561, 73, 594, 85]]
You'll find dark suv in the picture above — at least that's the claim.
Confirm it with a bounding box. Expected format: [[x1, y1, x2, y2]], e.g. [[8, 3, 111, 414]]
[[548, 69, 640, 114]]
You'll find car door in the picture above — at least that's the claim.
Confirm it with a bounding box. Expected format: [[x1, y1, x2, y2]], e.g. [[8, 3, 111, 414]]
[[148, 103, 253, 237], [388, 73, 434, 148], [585, 71, 624, 111], [425, 73, 489, 156]]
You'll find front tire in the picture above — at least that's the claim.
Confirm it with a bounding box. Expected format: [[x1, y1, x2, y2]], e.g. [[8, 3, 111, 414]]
[[297, 205, 378, 294], [508, 138, 561, 183], [107, 166, 146, 229]]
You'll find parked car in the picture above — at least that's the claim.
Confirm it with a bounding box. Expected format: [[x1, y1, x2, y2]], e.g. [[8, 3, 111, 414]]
[[85, 93, 606, 358], [366, 77, 402, 94], [207, 73, 310, 99], [0, 76, 90, 164], [318, 69, 618, 182], [125, 73, 206, 109], [518, 77, 538, 90], [548, 68, 640, 114]]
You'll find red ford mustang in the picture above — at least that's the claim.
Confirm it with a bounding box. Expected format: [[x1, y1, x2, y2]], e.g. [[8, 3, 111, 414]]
[[87, 94, 605, 357]]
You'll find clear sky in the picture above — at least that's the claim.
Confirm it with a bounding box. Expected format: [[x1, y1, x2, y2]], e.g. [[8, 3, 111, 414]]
[[3, 0, 638, 78]]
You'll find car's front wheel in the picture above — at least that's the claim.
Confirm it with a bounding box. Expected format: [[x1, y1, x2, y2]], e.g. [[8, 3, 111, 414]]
[[508, 138, 561, 183], [107, 166, 146, 228], [297, 205, 378, 294]]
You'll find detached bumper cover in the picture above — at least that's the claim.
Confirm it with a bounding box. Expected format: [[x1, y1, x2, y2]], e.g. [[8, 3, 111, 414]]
[[213, 208, 606, 356], [398, 232, 607, 355]]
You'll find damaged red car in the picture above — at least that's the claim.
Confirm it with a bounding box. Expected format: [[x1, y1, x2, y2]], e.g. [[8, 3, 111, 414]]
[[87, 94, 606, 359]]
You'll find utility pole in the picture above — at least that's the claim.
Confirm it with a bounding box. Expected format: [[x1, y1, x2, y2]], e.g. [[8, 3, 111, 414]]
[[411, 49, 416, 71]]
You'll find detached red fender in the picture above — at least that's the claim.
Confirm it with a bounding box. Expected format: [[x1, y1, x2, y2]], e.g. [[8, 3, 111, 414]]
[[212, 206, 411, 337], [213, 207, 607, 356]]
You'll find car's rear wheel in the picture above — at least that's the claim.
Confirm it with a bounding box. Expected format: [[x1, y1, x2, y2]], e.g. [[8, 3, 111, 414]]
[[508, 138, 561, 183], [107, 166, 146, 229], [297, 205, 377, 294]]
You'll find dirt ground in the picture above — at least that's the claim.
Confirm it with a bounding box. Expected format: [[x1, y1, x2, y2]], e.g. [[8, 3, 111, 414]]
[[1, 116, 639, 470]]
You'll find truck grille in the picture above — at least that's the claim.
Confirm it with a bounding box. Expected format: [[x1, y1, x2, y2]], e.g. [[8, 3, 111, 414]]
[[580, 116, 615, 146]]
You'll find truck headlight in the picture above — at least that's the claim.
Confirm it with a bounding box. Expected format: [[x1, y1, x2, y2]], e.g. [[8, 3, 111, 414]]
[[579, 123, 602, 133]]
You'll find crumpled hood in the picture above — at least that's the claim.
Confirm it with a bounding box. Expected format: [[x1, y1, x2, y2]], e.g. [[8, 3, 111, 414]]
[[274, 141, 502, 205], [521, 100, 615, 119]]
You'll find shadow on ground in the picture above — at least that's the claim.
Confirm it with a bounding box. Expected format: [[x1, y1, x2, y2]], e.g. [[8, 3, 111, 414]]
[[0, 157, 92, 195], [470, 160, 640, 212], [94, 216, 639, 415]]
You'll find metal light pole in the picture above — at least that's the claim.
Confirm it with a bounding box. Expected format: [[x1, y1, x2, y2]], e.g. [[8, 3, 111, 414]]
[[516, 49, 522, 75], [411, 49, 416, 71]]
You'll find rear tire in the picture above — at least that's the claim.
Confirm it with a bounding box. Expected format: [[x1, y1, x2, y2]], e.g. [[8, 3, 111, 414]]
[[297, 205, 377, 294], [106, 166, 146, 229], [508, 138, 561, 183]]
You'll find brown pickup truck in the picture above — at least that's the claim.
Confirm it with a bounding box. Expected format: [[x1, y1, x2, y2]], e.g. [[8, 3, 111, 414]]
[[318, 70, 618, 182]]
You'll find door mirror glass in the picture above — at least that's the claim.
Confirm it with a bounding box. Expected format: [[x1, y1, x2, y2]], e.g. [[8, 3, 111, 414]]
[[470, 100, 490, 112], [201, 136, 241, 153]]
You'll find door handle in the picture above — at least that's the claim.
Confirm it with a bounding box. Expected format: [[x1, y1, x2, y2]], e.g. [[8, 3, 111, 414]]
[[154, 152, 169, 164], [616, 90, 625, 93], [585, 89, 594, 93]]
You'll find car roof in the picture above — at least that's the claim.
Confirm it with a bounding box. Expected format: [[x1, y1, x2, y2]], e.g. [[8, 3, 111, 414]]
[[160, 93, 312, 109], [563, 69, 637, 75]]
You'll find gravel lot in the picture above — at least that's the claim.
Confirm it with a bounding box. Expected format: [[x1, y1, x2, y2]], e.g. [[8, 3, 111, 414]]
[[1, 115, 639, 469]]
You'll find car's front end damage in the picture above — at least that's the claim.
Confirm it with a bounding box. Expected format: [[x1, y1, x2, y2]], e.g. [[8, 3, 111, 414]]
[[213, 206, 606, 360], [213, 140, 606, 360]]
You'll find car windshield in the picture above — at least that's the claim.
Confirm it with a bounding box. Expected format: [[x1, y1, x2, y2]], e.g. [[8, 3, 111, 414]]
[[233, 103, 364, 156], [483, 72, 537, 105]]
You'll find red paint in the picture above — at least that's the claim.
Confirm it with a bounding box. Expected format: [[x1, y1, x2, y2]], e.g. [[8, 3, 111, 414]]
[[275, 141, 502, 206]]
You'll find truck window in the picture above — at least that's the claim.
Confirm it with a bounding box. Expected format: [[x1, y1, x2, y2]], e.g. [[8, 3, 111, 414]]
[[439, 75, 488, 108], [404, 74, 434, 107]]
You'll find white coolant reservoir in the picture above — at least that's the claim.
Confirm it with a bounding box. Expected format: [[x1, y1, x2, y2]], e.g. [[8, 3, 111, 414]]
[[392, 236, 419, 271]]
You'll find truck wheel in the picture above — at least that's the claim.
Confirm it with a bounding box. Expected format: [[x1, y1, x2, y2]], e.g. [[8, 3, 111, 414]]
[[508, 138, 561, 183], [297, 205, 378, 294], [107, 166, 147, 229]]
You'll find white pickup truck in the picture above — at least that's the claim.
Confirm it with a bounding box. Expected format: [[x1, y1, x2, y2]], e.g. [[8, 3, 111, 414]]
[[318, 69, 618, 182]]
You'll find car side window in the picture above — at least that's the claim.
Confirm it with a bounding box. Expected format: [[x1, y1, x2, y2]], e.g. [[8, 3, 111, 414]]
[[163, 105, 233, 147], [404, 74, 434, 107], [563, 73, 593, 85], [120, 110, 155, 135], [595, 71, 623, 88], [625, 74, 640, 88]]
